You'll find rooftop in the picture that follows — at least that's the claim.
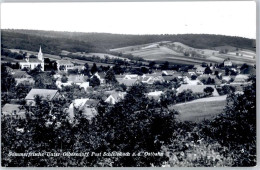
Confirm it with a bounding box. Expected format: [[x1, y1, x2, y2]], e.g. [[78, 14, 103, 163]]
[[25, 89, 58, 100], [57, 59, 74, 65]]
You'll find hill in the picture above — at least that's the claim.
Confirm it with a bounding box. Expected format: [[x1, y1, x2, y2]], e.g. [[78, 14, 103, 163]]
[[2, 29, 255, 54], [110, 41, 256, 65]]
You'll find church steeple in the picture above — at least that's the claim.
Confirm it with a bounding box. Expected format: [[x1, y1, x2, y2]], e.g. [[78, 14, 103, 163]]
[[38, 46, 43, 61]]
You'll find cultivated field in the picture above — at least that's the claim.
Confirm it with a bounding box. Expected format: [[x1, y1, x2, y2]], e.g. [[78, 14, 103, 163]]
[[110, 41, 256, 66], [170, 96, 226, 122], [61, 50, 130, 61]]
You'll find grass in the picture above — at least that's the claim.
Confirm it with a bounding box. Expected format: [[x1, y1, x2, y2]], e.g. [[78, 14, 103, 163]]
[[170, 100, 226, 123]]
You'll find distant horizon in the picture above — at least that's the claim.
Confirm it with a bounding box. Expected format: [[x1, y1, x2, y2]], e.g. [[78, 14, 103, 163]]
[[1, 2, 256, 39], [2, 28, 256, 40]]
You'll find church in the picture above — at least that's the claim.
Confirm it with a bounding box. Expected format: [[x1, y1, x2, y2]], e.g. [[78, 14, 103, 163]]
[[19, 47, 44, 71]]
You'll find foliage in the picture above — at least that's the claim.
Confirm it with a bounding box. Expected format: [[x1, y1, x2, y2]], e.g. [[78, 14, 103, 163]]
[[2, 30, 255, 55], [61, 75, 68, 83], [191, 75, 197, 80], [90, 63, 98, 75], [1, 65, 16, 92], [89, 75, 100, 87], [203, 87, 214, 95], [105, 69, 117, 85], [202, 75, 256, 166]]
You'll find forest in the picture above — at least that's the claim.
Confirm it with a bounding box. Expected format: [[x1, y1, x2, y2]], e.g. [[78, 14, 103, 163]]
[[1, 29, 255, 56]]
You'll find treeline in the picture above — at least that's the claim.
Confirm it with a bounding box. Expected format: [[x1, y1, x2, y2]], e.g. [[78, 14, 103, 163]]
[[2, 29, 255, 56]]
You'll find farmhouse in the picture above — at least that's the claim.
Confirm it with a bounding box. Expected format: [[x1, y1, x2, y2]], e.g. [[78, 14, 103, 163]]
[[56, 74, 88, 89], [231, 74, 249, 84], [56, 59, 74, 71], [25, 89, 61, 106], [123, 74, 139, 80], [19, 47, 44, 71], [91, 72, 106, 84], [188, 69, 196, 75], [12, 70, 35, 85], [196, 66, 206, 75], [117, 78, 138, 87], [147, 91, 164, 101], [1, 104, 26, 119], [68, 98, 98, 121], [105, 91, 127, 104], [177, 85, 219, 97], [224, 59, 232, 67]]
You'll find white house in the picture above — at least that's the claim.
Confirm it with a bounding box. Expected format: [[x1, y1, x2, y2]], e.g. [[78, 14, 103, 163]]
[[56, 59, 74, 71], [56, 74, 89, 89], [91, 72, 106, 84], [25, 89, 61, 106], [105, 92, 127, 104], [224, 59, 232, 67], [196, 66, 206, 75], [19, 47, 44, 71], [147, 91, 164, 101]]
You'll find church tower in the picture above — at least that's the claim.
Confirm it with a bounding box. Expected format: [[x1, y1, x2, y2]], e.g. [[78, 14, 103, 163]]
[[38, 46, 43, 61]]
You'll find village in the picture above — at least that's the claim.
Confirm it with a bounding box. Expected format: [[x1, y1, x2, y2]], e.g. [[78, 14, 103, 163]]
[[1, 46, 255, 123]]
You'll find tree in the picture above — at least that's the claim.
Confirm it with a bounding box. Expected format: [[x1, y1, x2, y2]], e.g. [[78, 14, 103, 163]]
[[105, 69, 117, 85], [61, 75, 68, 83], [191, 75, 197, 80], [89, 75, 100, 87], [204, 87, 214, 95], [81, 63, 90, 76], [161, 61, 169, 70], [91, 63, 98, 75], [204, 66, 212, 74], [204, 76, 256, 166], [1, 66, 16, 93], [148, 61, 156, 69]]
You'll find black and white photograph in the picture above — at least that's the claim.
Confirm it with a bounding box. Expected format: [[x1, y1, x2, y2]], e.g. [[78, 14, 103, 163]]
[[0, 0, 257, 167]]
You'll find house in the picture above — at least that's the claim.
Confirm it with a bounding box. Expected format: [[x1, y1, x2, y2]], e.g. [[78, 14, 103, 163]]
[[25, 89, 61, 106], [1, 104, 26, 119], [56, 59, 74, 71], [177, 85, 219, 97], [72, 65, 85, 72], [222, 76, 232, 82], [19, 47, 44, 71], [105, 91, 127, 104], [139, 74, 164, 84], [187, 69, 196, 75], [68, 98, 99, 121], [56, 74, 88, 89], [117, 78, 138, 87], [231, 74, 249, 84], [196, 66, 206, 75], [91, 72, 106, 84], [12, 70, 35, 85], [224, 59, 232, 67], [184, 77, 203, 85], [147, 91, 164, 101], [123, 74, 139, 80], [162, 70, 174, 76], [162, 75, 177, 83]]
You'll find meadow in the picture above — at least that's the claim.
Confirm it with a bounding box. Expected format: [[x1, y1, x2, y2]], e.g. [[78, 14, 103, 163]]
[[170, 99, 226, 123]]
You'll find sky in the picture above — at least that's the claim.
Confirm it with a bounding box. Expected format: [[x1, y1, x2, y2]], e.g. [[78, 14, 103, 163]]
[[1, 1, 256, 39]]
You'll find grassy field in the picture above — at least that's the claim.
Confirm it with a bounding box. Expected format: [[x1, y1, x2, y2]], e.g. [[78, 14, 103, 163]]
[[170, 100, 226, 123], [61, 50, 130, 61], [110, 41, 256, 66]]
